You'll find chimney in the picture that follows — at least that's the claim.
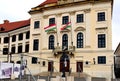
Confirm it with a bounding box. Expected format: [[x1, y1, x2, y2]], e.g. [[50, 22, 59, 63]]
[[4, 20, 9, 23]]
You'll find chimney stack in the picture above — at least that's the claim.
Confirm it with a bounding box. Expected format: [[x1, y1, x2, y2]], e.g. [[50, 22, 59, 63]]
[[4, 20, 9, 23]]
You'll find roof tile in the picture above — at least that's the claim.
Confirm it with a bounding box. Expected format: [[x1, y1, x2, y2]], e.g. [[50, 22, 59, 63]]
[[38, 0, 57, 7], [0, 19, 30, 32]]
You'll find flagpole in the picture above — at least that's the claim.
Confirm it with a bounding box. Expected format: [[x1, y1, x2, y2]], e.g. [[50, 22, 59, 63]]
[[56, 21, 59, 46]]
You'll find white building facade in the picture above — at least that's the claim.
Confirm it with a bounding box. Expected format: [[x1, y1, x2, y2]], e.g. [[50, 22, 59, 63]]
[[0, 0, 114, 80], [0, 20, 30, 63], [28, 0, 114, 80]]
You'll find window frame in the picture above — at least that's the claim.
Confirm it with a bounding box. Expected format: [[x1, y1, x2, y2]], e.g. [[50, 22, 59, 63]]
[[3, 48, 8, 55], [4, 37, 9, 43], [97, 12, 105, 21], [32, 57, 38, 64], [0, 38, 1, 44], [49, 18, 55, 25], [18, 45, 22, 53], [18, 33, 23, 41], [98, 56, 106, 64], [49, 35, 55, 50], [25, 44, 29, 52], [12, 35, 16, 42], [62, 16, 69, 25], [76, 14, 84, 23], [98, 34, 106, 48], [26, 31, 30, 39], [77, 32, 84, 48], [33, 39, 39, 51], [62, 34, 68, 49], [11, 46, 16, 54], [34, 21, 40, 29]]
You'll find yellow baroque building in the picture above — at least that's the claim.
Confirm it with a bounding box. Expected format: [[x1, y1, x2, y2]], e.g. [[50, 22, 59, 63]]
[[28, 0, 114, 80], [0, 0, 114, 80]]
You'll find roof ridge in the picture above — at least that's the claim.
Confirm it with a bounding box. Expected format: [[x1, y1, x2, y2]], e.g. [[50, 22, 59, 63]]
[[0, 19, 30, 25]]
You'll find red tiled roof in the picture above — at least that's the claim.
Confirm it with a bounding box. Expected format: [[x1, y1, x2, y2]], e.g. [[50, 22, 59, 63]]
[[38, 0, 57, 7], [0, 19, 30, 32]]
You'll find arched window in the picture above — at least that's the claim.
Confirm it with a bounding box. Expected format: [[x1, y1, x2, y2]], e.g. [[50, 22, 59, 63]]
[[62, 34, 68, 49], [77, 32, 83, 48], [49, 35, 54, 49]]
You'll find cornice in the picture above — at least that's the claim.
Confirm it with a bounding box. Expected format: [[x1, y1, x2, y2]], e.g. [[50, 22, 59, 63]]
[[29, 0, 113, 14]]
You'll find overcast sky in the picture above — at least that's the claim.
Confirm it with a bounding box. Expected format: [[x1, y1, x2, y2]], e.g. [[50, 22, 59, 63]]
[[0, 0, 120, 50]]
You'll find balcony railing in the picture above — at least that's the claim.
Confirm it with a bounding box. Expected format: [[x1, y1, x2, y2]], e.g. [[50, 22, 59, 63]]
[[53, 46, 75, 57]]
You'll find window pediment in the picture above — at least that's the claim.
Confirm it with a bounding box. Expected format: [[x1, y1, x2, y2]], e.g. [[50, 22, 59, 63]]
[[74, 27, 85, 31], [60, 29, 70, 33], [95, 27, 107, 30], [47, 30, 57, 34]]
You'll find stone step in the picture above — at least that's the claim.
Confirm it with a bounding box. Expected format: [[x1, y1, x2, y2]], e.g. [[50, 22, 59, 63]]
[[37, 72, 89, 78]]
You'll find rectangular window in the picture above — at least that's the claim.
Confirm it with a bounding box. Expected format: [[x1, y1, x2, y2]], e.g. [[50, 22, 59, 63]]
[[0, 38, 1, 44], [62, 16, 69, 24], [77, 14, 84, 23], [98, 34, 106, 48], [11, 47, 16, 54], [26, 31, 30, 39], [43, 61, 46, 66], [3, 48, 8, 55], [18, 45, 22, 53], [49, 18, 55, 25], [4, 37, 9, 43], [33, 39, 39, 51], [34, 21, 40, 29], [98, 56, 106, 64], [98, 12, 105, 21], [32, 57, 38, 64], [25, 44, 29, 52], [18, 33, 23, 41], [12, 35, 16, 42]]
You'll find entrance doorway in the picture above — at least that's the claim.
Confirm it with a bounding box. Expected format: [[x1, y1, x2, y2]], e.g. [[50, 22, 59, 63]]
[[48, 61, 54, 72], [60, 54, 70, 72], [76, 62, 83, 72]]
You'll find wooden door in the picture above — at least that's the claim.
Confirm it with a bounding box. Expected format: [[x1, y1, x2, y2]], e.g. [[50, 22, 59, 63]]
[[48, 61, 53, 72], [76, 62, 83, 72], [60, 60, 70, 72]]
